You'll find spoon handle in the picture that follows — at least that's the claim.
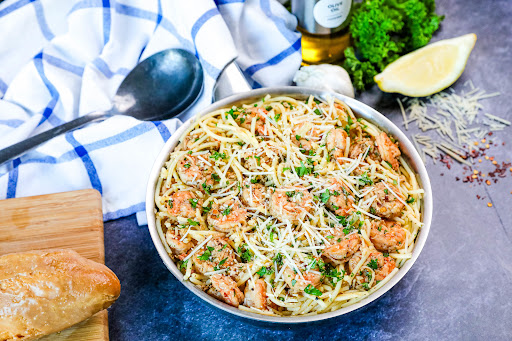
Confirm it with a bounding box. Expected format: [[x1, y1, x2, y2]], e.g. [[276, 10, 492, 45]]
[[0, 111, 110, 165]]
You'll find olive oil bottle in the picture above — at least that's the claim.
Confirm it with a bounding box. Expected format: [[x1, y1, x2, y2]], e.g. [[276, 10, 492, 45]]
[[292, 0, 353, 65]]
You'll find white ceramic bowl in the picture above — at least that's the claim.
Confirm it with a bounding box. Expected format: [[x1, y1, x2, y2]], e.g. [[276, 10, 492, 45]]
[[146, 87, 433, 323]]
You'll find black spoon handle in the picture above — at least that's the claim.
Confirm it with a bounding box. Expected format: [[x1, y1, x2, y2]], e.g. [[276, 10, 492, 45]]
[[0, 111, 110, 165]]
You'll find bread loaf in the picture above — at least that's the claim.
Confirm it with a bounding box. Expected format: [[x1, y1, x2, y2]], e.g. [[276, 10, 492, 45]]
[[0, 249, 121, 341]]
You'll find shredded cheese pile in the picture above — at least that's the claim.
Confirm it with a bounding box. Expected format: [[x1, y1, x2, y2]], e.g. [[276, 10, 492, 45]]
[[399, 81, 509, 165]]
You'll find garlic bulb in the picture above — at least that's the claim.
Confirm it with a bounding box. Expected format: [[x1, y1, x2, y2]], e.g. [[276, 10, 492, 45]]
[[293, 64, 355, 98]]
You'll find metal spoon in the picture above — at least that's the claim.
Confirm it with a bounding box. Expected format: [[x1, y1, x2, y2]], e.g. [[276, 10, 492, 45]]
[[0, 48, 203, 165]]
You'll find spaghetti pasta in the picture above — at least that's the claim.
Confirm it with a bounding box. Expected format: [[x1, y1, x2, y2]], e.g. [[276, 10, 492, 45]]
[[154, 95, 423, 316]]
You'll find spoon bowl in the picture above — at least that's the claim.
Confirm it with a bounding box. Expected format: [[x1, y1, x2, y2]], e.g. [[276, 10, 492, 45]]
[[114, 49, 203, 120]]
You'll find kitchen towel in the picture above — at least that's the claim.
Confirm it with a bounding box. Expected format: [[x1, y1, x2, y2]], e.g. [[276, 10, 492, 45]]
[[0, 0, 301, 223]]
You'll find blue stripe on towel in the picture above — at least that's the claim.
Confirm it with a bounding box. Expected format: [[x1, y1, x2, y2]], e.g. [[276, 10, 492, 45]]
[[0, 119, 24, 128], [6, 158, 21, 198], [244, 37, 301, 76], [152, 121, 171, 141], [0, 0, 32, 18], [93, 58, 130, 78], [43, 54, 84, 76], [191, 8, 219, 42], [32, 0, 55, 40], [260, 0, 297, 44], [33, 53, 65, 127], [0, 78, 8, 96], [102, 0, 111, 45], [103, 201, 145, 221], [65, 132, 103, 194]]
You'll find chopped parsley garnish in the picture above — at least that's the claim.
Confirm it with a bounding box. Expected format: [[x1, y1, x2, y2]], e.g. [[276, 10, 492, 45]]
[[359, 172, 373, 185], [295, 135, 301, 141], [369, 206, 377, 215], [238, 244, 252, 263], [278, 297, 285, 301], [320, 189, 332, 204], [221, 207, 231, 216], [304, 284, 322, 296], [270, 230, 277, 242], [362, 283, 370, 290], [385, 160, 393, 168], [178, 260, 188, 270], [198, 246, 214, 261], [187, 219, 199, 226], [295, 161, 312, 177], [168, 199, 173, 208], [256, 266, 274, 277], [274, 113, 281, 121], [183, 163, 191, 169], [286, 191, 296, 197], [226, 108, 239, 120], [265, 106, 272, 111], [406, 196, 416, 204], [218, 257, 227, 267], [273, 252, 283, 266], [202, 182, 212, 195], [212, 174, 221, 182], [210, 151, 227, 160], [367, 258, 379, 270], [314, 108, 322, 116], [253, 155, 261, 166], [291, 279, 297, 287], [188, 198, 198, 208]]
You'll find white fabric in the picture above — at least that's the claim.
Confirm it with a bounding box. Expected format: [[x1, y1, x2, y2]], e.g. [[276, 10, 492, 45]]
[[0, 0, 301, 222]]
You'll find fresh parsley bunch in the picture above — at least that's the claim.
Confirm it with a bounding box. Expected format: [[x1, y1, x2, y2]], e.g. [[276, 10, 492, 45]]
[[344, 0, 444, 91]]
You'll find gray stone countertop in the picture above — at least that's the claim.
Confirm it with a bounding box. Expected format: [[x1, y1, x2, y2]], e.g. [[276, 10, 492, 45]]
[[105, 0, 512, 339]]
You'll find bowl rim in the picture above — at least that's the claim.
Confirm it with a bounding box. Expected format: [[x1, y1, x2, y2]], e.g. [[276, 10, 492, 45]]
[[145, 86, 433, 323]]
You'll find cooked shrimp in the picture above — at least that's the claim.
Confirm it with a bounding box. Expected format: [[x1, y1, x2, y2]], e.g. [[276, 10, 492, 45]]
[[192, 237, 237, 274], [326, 128, 348, 163], [283, 265, 322, 293], [375, 132, 401, 171], [209, 274, 244, 307], [227, 262, 251, 283], [207, 199, 248, 232], [177, 153, 214, 188], [166, 191, 203, 220], [166, 229, 194, 257], [244, 278, 267, 310], [241, 181, 267, 208], [349, 137, 375, 160], [292, 122, 319, 151], [349, 251, 396, 285], [239, 107, 268, 135], [323, 232, 361, 262], [323, 178, 354, 216], [366, 182, 405, 218], [370, 220, 406, 253], [269, 185, 313, 224]]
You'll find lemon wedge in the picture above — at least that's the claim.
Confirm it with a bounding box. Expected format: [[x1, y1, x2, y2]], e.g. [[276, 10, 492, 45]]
[[374, 34, 477, 97]]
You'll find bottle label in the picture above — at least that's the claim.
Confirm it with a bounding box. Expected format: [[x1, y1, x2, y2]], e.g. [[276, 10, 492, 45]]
[[313, 0, 351, 29]]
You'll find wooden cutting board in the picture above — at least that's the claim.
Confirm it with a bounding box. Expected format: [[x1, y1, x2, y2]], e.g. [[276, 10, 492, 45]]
[[0, 189, 108, 341]]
